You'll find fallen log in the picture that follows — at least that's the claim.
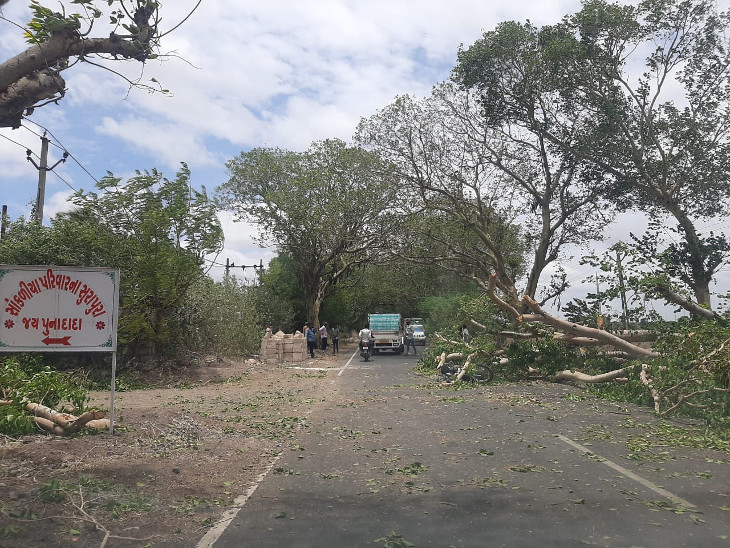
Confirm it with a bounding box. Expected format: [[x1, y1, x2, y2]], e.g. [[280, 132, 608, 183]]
[[26, 403, 77, 427], [521, 296, 659, 359], [27, 403, 107, 435], [554, 365, 637, 383], [34, 416, 66, 435], [85, 418, 111, 429]]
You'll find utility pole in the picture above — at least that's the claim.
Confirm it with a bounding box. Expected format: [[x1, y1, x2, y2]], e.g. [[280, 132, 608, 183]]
[[1, 205, 7, 239], [26, 133, 68, 223], [224, 258, 265, 282], [615, 248, 630, 330]]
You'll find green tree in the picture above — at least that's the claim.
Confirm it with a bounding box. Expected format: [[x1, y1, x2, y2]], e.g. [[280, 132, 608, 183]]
[[178, 276, 268, 358], [0, 164, 224, 357], [256, 253, 302, 332], [455, 0, 730, 311], [217, 139, 400, 330], [0, 0, 179, 128], [357, 86, 583, 311]]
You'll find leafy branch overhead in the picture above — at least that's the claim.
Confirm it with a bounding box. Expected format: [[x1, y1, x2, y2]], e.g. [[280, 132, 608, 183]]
[[0, 0, 167, 128]]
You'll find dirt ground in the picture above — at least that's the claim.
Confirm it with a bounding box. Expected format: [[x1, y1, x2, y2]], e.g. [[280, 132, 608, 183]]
[[0, 347, 347, 547]]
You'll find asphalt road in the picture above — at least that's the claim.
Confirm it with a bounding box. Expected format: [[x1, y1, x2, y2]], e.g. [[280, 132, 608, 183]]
[[204, 350, 730, 548]]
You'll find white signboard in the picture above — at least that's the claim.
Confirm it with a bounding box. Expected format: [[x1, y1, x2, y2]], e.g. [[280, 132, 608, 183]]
[[0, 266, 119, 352]]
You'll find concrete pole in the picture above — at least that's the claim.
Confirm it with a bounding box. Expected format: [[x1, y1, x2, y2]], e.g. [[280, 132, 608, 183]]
[[34, 135, 49, 223]]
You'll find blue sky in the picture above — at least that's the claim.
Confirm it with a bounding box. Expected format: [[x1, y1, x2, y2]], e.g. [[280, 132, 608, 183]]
[[1, 0, 729, 316]]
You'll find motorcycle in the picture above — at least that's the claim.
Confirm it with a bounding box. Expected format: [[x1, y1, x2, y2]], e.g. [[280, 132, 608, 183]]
[[360, 339, 372, 361], [438, 360, 494, 384]]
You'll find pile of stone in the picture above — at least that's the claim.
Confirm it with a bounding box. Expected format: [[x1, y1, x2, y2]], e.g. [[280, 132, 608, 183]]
[[260, 330, 306, 364]]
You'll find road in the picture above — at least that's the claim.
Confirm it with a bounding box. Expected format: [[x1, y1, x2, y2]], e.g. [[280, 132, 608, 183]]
[[202, 349, 730, 547]]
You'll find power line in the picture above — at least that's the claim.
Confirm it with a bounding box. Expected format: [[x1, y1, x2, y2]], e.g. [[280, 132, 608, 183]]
[[23, 119, 102, 186], [0, 131, 29, 151]]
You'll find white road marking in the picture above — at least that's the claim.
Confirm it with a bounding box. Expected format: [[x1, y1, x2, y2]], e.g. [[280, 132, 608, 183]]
[[195, 452, 282, 548], [338, 349, 360, 376], [556, 434, 697, 509]]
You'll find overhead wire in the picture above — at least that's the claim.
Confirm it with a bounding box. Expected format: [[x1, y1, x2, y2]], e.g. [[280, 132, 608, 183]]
[[8, 120, 253, 277]]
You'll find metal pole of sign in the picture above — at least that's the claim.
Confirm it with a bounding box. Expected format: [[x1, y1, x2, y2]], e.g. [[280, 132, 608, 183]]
[[109, 351, 117, 434]]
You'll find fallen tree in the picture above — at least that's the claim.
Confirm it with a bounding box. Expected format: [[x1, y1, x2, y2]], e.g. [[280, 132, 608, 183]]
[[421, 274, 730, 427], [483, 273, 658, 358]]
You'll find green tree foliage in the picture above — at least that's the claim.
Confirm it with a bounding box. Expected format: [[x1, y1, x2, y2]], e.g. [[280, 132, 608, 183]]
[[0, 354, 88, 435], [455, 0, 730, 310], [356, 82, 608, 310], [217, 139, 400, 330], [570, 242, 666, 328], [176, 276, 268, 358], [257, 253, 304, 332], [0, 164, 223, 358]]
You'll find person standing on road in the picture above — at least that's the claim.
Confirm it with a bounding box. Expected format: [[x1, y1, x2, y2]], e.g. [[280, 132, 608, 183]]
[[304, 323, 316, 358], [319, 322, 329, 351], [331, 324, 339, 354], [404, 320, 417, 355]]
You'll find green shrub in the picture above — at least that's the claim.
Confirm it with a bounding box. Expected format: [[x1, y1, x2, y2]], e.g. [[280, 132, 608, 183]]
[[0, 355, 89, 436]]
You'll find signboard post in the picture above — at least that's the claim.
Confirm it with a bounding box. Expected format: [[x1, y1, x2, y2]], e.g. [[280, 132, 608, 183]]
[[0, 266, 120, 432]]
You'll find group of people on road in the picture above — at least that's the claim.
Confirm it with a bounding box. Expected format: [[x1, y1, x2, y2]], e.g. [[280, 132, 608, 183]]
[[301, 322, 340, 358], [269, 318, 423, 359]]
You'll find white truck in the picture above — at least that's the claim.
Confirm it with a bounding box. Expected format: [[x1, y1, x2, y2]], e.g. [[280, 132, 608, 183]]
[[368, 313, 404, 354]]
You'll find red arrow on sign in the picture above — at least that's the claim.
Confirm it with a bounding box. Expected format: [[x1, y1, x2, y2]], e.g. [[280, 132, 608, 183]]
[[42, 336, 72, 346]]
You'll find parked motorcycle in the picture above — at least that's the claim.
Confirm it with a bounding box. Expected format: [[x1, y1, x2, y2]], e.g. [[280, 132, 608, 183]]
[[360, 339, 372, 361]]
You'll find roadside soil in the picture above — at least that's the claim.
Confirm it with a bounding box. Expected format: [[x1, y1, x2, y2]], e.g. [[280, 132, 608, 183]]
[[0, 347, 348, 547]]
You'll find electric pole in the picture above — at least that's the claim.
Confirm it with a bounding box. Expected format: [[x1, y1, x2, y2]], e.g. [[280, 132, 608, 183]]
[[615, 248, 630, 330], [224, 258, 264, 281], [1, 205, 7, 239], [26, 133, 68, 223]]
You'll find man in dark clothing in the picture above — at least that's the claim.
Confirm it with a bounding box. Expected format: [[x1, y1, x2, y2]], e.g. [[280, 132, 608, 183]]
[[331, 324, 340, 354], [305, 324, 316, 358]]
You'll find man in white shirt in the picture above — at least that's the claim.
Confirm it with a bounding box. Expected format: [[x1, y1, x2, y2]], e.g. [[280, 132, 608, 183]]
[[358, 324, 373, 351]]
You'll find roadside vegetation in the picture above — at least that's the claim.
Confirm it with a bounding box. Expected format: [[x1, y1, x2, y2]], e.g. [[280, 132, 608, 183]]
[[1, 0, 729, 444]]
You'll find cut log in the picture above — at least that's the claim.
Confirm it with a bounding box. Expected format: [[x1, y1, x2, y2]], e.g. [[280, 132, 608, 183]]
[[34, 416, 66, 435], [26, 403, 107, 435], [554, 366, 636, 383], [85, 418, 110, 429], [26, 403, 76, 427]]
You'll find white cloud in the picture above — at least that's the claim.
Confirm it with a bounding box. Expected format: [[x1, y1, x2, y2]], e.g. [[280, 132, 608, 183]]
[[43, 189, 76, 219]]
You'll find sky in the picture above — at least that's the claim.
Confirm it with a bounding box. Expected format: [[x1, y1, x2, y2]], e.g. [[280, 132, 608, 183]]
[[1, 0, 729, 318]]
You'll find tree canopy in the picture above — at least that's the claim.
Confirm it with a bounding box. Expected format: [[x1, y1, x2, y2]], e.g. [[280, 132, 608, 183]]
[[216, 139, 400, 330], [0, 163, 224, 357], [356, 81, 612, 311], [454, 0, 730, 310]]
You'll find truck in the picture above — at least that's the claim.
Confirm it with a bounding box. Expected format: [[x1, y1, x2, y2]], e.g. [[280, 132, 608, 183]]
[[368, 313, 404, 354]]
